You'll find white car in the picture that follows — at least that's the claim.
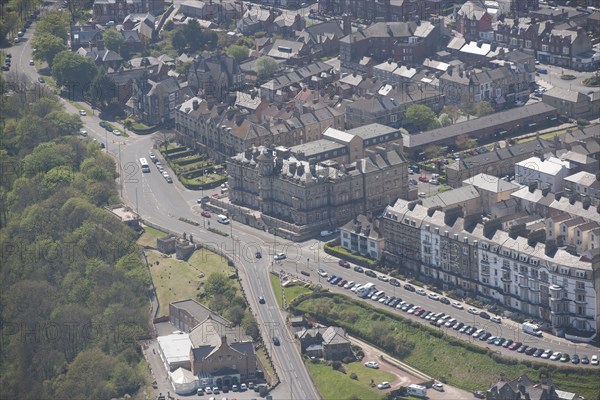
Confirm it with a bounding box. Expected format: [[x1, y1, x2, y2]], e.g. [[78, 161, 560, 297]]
[[240, 383, 247, 391], [451, 301, 464, 310], [162, 171, 169, 178], [274, 253, 286, 260], [591, 355, 599, 365], [428, 293, 440, 301], [378, 274, 389, 282], [80, 130, 87, 136], [377, 382, 391, 390], [364, 361, 379, 369], [112, 129, 121, 136], [549, 352, 562, 361], [491, 316, 502, 324], [29, 59, 34, 65], [467, 307, 479, 315], [418, 192, 426, 198], [416, 289, 426, 296], [344, 281, 355, 289], [317, 269, 328, 277], [541, 349, 553, 359], [432, 383, 444, 392], [79, 109, 87, 116]]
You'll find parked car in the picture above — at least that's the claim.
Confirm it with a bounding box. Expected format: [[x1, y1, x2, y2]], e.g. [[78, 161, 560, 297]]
[[428, 293, 440, 301], [491, 316, 502, 323], [549, 352, 562, 361], [467, 307, 479, 315], [473, 391, 485, 399], [112, 129, 121, 136], [479, 312, 490, 319], [338, 260, 350, 268], [201, 210, 211, 218], [378, 274, 389, 282], [419, 176, 429, 183], [317, 269, 328, 277], [365, 270, 376, 278], [364, 361, 379, 369], [517, 345, 528, 353], [354, 266, 364, 273], [540, 350, 553, 359], [451, 301, 463, 309], [591, 355, 598, 365], [416, 288, 426, 296], [377, 382, 391, 390], [389, 278, 400, 287], [580, 355, 589, 364], [79, 109, 87, 116], [533, 349, 545, 358], [404, 284, 415, 292], [432, 383, 444, 392], [440, 297, 450, 305]]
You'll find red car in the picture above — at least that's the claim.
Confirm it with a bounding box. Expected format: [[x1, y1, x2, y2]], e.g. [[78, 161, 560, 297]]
[[508, 342, 522, 351], [201, 210, 211, 218], [418, 176, 429, 183], [338, 279, 348, 287], [338, 260, 350, 268]]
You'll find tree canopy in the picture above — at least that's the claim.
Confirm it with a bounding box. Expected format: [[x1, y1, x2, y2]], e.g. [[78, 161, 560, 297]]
[[405, 104, 440, 132], [254, 56, 279, 81], [35, 11, 70, 43], [226, 45, 250, 63], [51, 51, 98, 96], [31, 32, 67, 67], [103, 28, 124, 53], [0, 87, 148, 399]]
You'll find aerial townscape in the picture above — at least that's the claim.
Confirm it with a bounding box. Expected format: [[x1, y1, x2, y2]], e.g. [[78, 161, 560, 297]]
[[2, 0, 600, 399]]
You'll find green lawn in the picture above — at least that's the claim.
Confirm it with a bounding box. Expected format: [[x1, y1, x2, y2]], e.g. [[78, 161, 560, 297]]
[[269, 273, 284, 309], [146, 248, 231, 316], [292, 293, 600, 399], [306, 361, 395, 400], [137, 226, 167, 248], [283, 283, 312, 304]]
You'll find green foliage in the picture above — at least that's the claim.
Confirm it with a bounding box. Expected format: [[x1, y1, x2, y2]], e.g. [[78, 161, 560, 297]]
[[103, 28, 125, 53], [172, 20, 219, 54], [176, 61, 192, 76], [51, 51, 98, 95], [31, 33, 68, 66], [35, 11, 70, 42], [226, 44, 250, 63], [254, 56, 279, 81], [576, 118, 590, 126], [88, 72, 117, 108], [441, 105, 461, 124], [323, 244, 378, 267], [438, 113, 452, 127], [473, 101, 494, 117], [0, 94, 147, 399], [405, 104, 440, 132]]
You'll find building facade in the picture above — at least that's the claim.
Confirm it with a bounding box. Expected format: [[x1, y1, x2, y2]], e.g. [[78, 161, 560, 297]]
[[227, 145, 408, 238], [340, 214, 385, 259], [382, 199, 599, 336]]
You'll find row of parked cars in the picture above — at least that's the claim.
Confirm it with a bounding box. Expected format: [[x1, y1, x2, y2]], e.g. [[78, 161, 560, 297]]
[[197, 382, 256, 396]]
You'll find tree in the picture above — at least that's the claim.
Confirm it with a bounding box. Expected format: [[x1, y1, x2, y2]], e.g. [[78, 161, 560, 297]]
[[405, 104, 439, 132], [102, 29, 124, 53], [438, 113, 452, 127], [473, 101, 494, 117], [171, 30, 187, 54], [51, 51, 98, 96], [255, 56, 279, 81], [226, 45, 250, 63], [423, 145, 444, 159], [441, 105, 461, 124], [88, 72, 117, 108], [182, 20, 204, 52], [31, 33, 67, 67], [35, 12, 70, 42]]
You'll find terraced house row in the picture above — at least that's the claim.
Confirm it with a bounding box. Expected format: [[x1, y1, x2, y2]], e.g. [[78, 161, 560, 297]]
[[382, 198, 600, 340]]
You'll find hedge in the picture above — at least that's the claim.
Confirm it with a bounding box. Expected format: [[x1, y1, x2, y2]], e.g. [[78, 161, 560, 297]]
[[179, 176, 227, 190], [163, 146, 187, 155], [323, 244, 378, 268], [174, 156, 206, 167]]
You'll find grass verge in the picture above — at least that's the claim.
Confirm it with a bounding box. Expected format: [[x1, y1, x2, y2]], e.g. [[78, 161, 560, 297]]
[[291, 293, 600, 399], [269, 273, 284, 309], [283, 282, 312, 304], [256, 347, 278, 386], [137, 226, 167, 247]]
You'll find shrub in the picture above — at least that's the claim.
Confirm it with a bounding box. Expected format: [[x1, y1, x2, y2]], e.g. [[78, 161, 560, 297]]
[[350, 372, 358, 380], [576, 118, 590, 126], [342, 356, 355, 364]]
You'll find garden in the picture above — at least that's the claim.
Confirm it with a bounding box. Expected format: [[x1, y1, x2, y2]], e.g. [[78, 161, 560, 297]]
[[159, 143, 227, 190]]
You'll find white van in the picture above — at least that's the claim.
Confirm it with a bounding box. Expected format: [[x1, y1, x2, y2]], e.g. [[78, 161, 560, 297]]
[[217, 214, 229, 224], [523, 322, 543, 337], [407, 384, 427, 398]]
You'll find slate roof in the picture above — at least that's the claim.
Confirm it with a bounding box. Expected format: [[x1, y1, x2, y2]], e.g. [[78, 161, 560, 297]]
[[340, 21, 435, 43]]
